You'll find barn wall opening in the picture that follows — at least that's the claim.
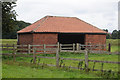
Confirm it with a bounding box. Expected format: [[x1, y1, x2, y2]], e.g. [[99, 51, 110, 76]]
[[58, 33, 85, 44], [58, 33, 85, 50]]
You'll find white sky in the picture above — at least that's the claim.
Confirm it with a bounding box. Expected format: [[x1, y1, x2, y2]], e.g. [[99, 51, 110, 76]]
[[14, 0, 119, 32]]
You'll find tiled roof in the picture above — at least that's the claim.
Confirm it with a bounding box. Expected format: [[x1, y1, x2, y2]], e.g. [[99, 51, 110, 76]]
[[17, 16, 106, 34]]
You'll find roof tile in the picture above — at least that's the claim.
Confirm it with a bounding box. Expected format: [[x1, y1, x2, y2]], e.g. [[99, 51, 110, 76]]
[[17, 16, 106, 34]]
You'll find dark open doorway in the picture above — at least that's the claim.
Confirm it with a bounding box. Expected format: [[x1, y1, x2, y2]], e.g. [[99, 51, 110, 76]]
[[58, 33, 85, 44], [58, 33, 85, 50]]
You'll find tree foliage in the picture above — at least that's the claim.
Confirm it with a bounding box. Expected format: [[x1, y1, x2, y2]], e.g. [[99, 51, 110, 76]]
[[3, 20, 31, 39], [15, 20, 31, 31], [103, 29, 120, 39], [118, 30, 120, 39], [2, 2, 31, 39], [2, 2, 17, 39], [103, 29, 111, 39], [111, 30, 118, 39]]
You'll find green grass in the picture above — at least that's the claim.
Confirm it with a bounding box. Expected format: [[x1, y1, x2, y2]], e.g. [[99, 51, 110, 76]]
[[35, 53, 119, 72], [2, 53, 119, 78], [3, 60, 103, 78], [0, 39, 17, 44], [31, 52, 114, 69], [106, 39, 120, 52], [1, 39, 120, 78], [106, 39, 120, 45], [110, 45, 120, 52]]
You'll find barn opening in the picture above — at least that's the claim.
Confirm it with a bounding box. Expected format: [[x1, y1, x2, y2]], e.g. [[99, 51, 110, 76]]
[[58, 33, 85, 44], [58, 33, 85, 50]]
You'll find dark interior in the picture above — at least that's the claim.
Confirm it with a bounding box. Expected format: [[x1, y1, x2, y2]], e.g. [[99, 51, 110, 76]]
[[58, 33, 85, 44]]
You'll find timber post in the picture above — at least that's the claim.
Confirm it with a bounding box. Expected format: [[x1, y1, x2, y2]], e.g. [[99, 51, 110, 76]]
[[28, 44, 30, 54], [76, 43, 79, 51], [33, 48, 36, 64], [108, 43, 111, 52], [43, 44, 46, 54], [85, 49, 89, 71], [79, 44, 81, 51], [56, 46, 59, 68], [13, 44, 16, 62], [59, 44, 62, 52], [57, 42, 60, 52], [73, 43, 75, 52]]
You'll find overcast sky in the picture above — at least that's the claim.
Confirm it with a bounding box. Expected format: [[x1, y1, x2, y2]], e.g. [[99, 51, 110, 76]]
[[14, 0, 119, 32]]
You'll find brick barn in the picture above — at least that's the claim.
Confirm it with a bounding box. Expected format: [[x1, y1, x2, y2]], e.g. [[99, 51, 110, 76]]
[[17, 16, 106, 46]]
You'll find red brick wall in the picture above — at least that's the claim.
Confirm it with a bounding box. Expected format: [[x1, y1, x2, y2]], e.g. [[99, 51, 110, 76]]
[[18, 33, 33, 45], [18, 33, 106, 46], [33, 33, 58, 45], [85, 34, 106, 45]]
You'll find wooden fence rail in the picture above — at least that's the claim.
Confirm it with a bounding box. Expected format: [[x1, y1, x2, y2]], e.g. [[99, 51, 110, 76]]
[[1, 43, 114, 54], [1, 43, 120, 73], [60, 57, 84, 61], [59, 43, 107, 52], [88, 60, 120, 64]]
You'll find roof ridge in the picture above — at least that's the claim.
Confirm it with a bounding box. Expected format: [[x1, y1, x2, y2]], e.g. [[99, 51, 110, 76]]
[[75, 17, 106, 33], [46, 15, 76, 18], [32, 16, 48, 32]]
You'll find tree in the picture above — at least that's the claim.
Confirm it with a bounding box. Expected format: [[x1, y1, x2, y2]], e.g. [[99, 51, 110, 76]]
[[2, 2, 31, 39], [15, 20, 31, 31], [103, 29, 108, 32], [111, 30, 118, 39], [118, 30, 120, 39], [13, 20, 31, 38], [2, 2, 17, 39], [106, 33, 111, 39], [103, 29, 111, 39]]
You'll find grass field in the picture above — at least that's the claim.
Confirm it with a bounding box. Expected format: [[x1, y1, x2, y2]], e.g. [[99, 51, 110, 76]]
[[2, 52, 119, 71], [106, 39, 120, 52], [3, 61, 102, 78], [1, 39, 17, 44], [1, 39, 120, 78], [2, 52, 119, 78]]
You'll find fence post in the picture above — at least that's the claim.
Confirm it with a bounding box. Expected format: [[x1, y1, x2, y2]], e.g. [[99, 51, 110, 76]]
[[73, 43, 75, 52], [79, 44, 81, 50], [85, 50, 89, 71], [33, 48, 36, 64], [56, 47, 59, 68], [108, 43, 111, 52], [28, 44, 30, 54], [89, 43, 92, 51], [76, 43, 79, 51], [13, 44, 16, 62], [43, 44, 46, 54], [21, 44, 23, 53], [57, 42, 60, 52], [59, 44, 62, 52]]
